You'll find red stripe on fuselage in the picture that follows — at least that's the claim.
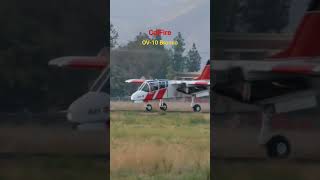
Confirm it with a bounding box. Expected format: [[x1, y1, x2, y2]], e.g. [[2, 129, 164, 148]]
[[194, 81, 209, 85], [155, 88, 167, 99], [144, 92, 155, 102]]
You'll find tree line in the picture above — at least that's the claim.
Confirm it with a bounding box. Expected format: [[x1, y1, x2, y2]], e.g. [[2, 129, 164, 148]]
[[212, 0, 292, 33], [110, 25, 202, 97], [0, 0, 106, 112]]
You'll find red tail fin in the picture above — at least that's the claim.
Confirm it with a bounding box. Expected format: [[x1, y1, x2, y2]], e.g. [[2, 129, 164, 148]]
[[195, 60, 210, 80], [271, 0, 320, 59]]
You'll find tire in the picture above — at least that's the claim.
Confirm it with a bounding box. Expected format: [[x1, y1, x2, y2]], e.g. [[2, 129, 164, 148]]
[[266, 136, 290, 159], [146, 104, 152, 112], [193, 104, 201, 112], [160, 103, 167, 111]]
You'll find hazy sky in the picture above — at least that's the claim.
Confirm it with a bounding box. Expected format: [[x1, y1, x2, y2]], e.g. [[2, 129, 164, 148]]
[[111, 0, 210, 66]]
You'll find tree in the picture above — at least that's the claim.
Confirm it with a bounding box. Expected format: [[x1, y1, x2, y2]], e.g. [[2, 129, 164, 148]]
[[110, 23, 119, 48], [186, 43, 201, 72], [0, 0, 106, 112], [172, 32, 186, 72], [239, 0, 292, 32], [212, 0, 242, 32], [110, 32, 171, 97]]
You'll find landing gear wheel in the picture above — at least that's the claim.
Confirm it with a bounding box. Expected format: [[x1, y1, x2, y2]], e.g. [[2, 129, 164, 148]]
[[266, 136, 290, 159], [146, 104, 152, 112], [193, 104, 201, 112], [160, 103, 167, 111]]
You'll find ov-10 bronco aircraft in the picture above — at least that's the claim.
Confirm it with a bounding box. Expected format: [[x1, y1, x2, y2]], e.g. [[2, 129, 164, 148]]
[[49, 47, 109, 130], [213, 0, 320, 158], [125, 60, 210, 112]]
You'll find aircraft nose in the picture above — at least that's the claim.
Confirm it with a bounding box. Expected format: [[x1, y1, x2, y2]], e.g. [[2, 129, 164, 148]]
[[131, 92, 137, 101]]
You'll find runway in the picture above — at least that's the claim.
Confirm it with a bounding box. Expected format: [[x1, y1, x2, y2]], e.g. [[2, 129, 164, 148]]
[[110, 100, 210, 112], [111, 109, 210, 114]]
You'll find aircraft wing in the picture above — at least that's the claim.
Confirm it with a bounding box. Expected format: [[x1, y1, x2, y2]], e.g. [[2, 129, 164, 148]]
[[49, 56, 107, 70], [171, 80, 210, 97], [213, 59, 320, 113], [214, 59, 320, 81], [171, 80, 210, 86], [125, 79, 145, 84]]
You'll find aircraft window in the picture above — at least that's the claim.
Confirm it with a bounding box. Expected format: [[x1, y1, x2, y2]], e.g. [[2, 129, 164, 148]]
[[141, 83, 150, 92], [150, 82, 159, 91], [100, 78, 110, 93], [165, 81, 168, 87], [160, 81, 166, 89], [91, 68, 109, 92]]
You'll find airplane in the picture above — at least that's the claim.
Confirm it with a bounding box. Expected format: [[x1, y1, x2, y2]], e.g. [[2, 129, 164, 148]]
[[213, 0, 320, 158], [49, 47, 109, 130], [125, 60, 210, 112]]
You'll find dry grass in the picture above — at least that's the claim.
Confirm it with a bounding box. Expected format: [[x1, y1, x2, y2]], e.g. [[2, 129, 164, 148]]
[[110, 111, 210, 179], [214, 160, 320, 180], [212, 127, 320, 180], [0, 125, 108, 179], [0, 125, 107, 154], [0, 157, 107, 180], [111, 142, 208, 174]]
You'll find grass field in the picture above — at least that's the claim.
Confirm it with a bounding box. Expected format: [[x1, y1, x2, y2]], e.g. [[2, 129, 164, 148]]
[[212, 128, 320, 180], [110, 111, 210, 180], [0, 125, 108, 180], [0, 157, 107, 180], [213, 159, 320, 180]]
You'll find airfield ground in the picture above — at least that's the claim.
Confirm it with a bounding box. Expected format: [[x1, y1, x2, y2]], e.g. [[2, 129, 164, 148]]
[[110, 100, 210, 113], [213, 159, 320, 180], [2, 100, 320, 179], [0, 125, 108, 180], [110, 110, 210, 180], [212, 128, 320, 180], [111, 101, 320, 180]]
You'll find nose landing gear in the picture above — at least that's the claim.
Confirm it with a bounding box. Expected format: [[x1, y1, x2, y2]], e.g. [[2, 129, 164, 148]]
[[145, 104, 152, 112], [259, 105, 291, 159]]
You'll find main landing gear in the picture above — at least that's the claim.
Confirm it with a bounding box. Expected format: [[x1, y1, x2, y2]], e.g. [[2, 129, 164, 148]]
[[145, 100, 167, 112], [191, 95, 201, 112], [159, 99, 167, 111], [259, 105, 291, 159]]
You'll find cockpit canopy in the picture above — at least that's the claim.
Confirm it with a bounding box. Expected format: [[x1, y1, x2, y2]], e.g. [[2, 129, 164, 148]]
[[90, 68, 109, 93], [138, 80, 168, 92]]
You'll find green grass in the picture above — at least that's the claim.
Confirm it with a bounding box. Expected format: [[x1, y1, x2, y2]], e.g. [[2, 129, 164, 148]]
[[111, 111, 210, 180]]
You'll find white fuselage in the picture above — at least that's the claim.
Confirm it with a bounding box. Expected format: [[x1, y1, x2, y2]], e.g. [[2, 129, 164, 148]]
[[130, 80, 208, 102]]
